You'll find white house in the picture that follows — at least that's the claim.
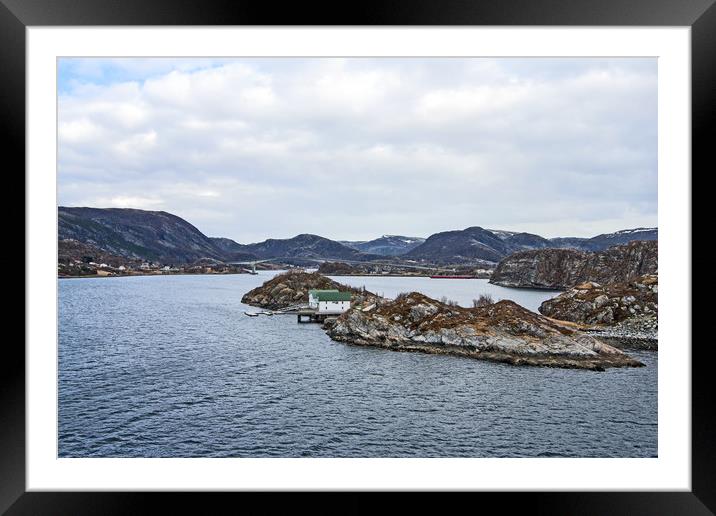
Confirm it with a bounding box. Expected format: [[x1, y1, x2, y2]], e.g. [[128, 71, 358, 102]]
[[308, 289, 351, 314]]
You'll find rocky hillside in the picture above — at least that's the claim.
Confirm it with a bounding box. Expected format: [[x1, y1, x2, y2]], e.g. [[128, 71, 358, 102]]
[[58, 238, 139, 267], [317, 262, 360, 275], [59, 207, 229, 264], [325, 292, 643, 370], [539, 275, 658, 349], [346, 228, 656, 260], [404, 226, 516, 263], [547, 228, 657, 251], [241, 271, 377, 310], [58, 239, 143, 276], [58, 208, 377, 266], [490, 240, 657, 289], [489, 230, 553, 250], [341, 235, 426, 256], [242, 234, 376, 262], [402, 226, 625, 264], [580, 228, 657, 251]]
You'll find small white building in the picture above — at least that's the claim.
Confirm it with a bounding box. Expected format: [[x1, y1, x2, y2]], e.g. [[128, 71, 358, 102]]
[[308, 289, 352, 314]]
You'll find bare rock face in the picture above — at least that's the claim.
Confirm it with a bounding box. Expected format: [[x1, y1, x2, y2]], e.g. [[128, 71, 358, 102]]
[[539, 275, 658, 349], [326, 292, 644, 370], [490, 240, 657, 290], [241, 271, 376, 310]]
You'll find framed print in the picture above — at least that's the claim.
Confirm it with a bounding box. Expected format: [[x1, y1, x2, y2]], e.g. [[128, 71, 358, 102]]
[[7, 0, 713, 513]]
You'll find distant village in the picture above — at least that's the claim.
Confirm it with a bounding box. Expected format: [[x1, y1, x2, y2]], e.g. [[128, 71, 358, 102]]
[[57, 257, 264, 278], [57, 236, 495, 279], [57, 256, 494, 279]]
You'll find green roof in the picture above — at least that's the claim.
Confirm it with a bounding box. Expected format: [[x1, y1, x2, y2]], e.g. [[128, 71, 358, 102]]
[[309, 289, 339, 296], [315, 291, 351, 302]]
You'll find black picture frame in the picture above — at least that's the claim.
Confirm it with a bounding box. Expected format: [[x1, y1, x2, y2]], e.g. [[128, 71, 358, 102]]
[[6, 0, 711, 513]]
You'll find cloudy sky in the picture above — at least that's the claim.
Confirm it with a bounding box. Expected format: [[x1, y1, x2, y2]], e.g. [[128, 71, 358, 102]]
[[58, 57, 657, 243]]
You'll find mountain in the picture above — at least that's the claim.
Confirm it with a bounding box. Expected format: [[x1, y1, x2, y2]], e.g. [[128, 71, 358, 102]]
[[58, 207, 228, 264], [241, 234, 377, 262], [548, 228, 657, 251], [404, 227, 551, 264], [411, 226, 658, 264], [57, 206, 658, 268], [489, 229, 552, 249], [502, 232, 552, 250], [548, 237, 590, 249], [581, 228, 657, 251], [490, 240, 658, 289], [341, 235, 426, 256], [208, 237, 258, 261], [57, 207, 379, 265]]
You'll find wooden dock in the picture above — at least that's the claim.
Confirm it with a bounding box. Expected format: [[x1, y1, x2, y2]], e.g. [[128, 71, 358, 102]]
[[296, 309, 339, 324]]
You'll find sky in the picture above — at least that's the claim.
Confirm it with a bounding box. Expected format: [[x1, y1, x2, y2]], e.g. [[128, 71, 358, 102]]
[[58, 57, 657, 243]]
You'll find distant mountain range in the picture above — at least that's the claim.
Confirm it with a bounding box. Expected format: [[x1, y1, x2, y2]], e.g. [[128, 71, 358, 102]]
[[58, 206, 657, 265], [340, 235, 426, 256], [240, 234, 378, 262], [58, 207, 377, 264], [565, 228, 658, 252]]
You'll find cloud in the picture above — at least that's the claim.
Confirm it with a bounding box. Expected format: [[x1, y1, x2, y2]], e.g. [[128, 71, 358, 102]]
[[58, 58, 657, 241], [89, 196, 165, 209]]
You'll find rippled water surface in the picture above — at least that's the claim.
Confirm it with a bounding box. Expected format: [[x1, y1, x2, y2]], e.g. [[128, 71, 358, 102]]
[[59, 272, 657, 457]]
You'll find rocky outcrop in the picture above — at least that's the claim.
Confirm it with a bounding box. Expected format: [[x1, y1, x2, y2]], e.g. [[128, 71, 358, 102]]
[[490, 240, 657, 289], [326, 292, 644, 370], [241, 271, 377, 310], [317, 262, 360, 275], [539, 275, 658, 349]]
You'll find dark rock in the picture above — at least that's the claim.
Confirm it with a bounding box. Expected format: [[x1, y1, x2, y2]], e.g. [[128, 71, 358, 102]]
[[490, 240, 657, 289], [539, 275, 658, 349], [326, 292, 644, 370]]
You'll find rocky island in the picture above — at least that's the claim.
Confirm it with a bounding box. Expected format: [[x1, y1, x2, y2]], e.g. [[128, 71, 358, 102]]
[[241, 270, 379, 310], [242, 271, 645, 370], [326, 292, 643, 371], [539, 275, 658, 349], [490, 240, 657, 289]]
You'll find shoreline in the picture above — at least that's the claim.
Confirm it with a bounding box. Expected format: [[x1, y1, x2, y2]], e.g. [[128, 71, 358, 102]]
[[57, 271, 258, 279], [328, 335, 646, 371], [324, 273, 492, 279], [59, 271, 498, 281]]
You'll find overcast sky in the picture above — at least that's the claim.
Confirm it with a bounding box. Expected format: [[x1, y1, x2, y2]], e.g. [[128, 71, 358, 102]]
[[58, 57, 657, 243]]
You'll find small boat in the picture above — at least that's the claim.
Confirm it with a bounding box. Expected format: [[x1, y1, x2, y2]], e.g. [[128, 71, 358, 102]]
[[258, 311, 274, 316], [244, 311, 259, 317]]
